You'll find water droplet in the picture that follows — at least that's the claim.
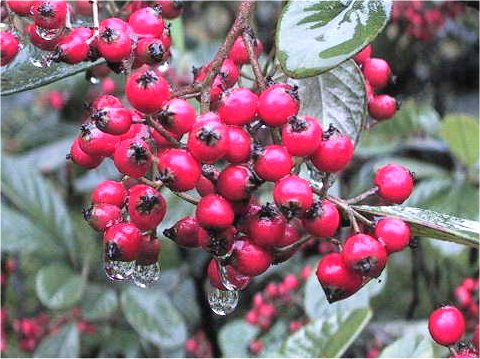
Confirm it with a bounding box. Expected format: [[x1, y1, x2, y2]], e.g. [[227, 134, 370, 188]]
[[207, 284, 239, 315], [104, 259, 135, 281], [132, 262, 161, 288], [86, 72, 100, 84], [35, 26, 63, 40], [30, 58, 44, 68]]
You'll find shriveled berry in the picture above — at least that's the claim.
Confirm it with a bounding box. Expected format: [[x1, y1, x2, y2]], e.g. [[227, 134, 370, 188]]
[[163, 216, 206, 248], [374, 164, 414, 203]]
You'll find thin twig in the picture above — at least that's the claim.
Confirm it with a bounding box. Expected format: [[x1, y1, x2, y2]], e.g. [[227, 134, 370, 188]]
[[86, 0, 99, 45], [274, 235, 311, 254], [171, 83, 202, 98], [345, 186, 378, 205], [243, 28, 267, 91], [138, 177, 163, 189], [172, 191, 200, 205], [145, 115, 181, 148]]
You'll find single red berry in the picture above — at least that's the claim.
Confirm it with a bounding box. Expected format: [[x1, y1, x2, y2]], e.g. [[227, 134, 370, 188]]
[[374, 218, 411, 254], [163, 216, 206, 248], [32, 0, 67, 30], [157, 148, 201, 191], [229, 36, 263, 65], [1, 32, 20, 66], [97, 18, 133, 62], [253, 145, 293, 182], [92, 94, 123, 110], [368, 94, 397, 120], [218, 88, 258, 126], [265, 282, 279, 298], [135, 37, 169, 65], [83, 203, 122, 232], [249, 203, 286, 248], [302, 200, 340, 238], [461, 278, 476, 291], [273, 175, 313, 218], [155, 98, 196, 135], [311, 130, 354, 173], [196, 194, 234, 229], [283, 274, 299, 291], [79, 122, 119, 157], [126, 68, 171, 114], [128, 6, 165, 38], [53, 27, 92, 64], [27, 23, 62, 51], [68, 137, 104, 168], [92, 180, 127, 207], [113, 138, 152, 178], [282, 116, 322, 157], [6, 0, 33, 16], [343, 233, 388, 278], [245, 310, 259, 325], [428, 306, 465, 346], [273, 222, 301, 263], [219, 58, 239, 88], [103, 222, 142, 262], [217, 165, 258, 201], [353, 44, 372, 65], [301, 265, 312, 280], [374, 164, 414, 203], [454, 286, 472, 308], [362, 58, 392, 89], [316, 253, 364, 303], [257, 83, 299, 127], [232, 237, 272, 277], [187, 117, 229, 164], [155, 0, 183, 19], [185, 339, 199, 354], [92, 106, 132, 135], [101, 77, 116, 94], [127, 184, 166, 231], [207, 259, 251, 291], [289, 321, 303, 333], [258, 303, 276, 317], [225, 126, 251, 164]]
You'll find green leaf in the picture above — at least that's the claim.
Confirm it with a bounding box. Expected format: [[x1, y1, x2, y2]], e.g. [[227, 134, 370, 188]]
[[170, 17, 186, 55], [170, 277, 201, 326], [35, 264, 86, 310], [291, 60, 366, 145], [281, 308, 372, 357], [259, 320, 289, 358], [81, 285, 118, 321], [439, 114, 479, 168], [353, 205, 479, 248], [379, 334, 433, 358], [1, 38, 103, 95], [34, 323, 79, 358], [121, 286, 187, 349], [276, 0, 392, 78], [218, 319, 260, 358]]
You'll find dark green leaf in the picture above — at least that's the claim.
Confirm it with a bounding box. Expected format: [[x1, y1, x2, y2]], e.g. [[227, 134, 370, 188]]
[[281, 308, 372, 357], [353, 206, 479, 248], [34, 323, 79, 358], [379, 334, 433, 358], [170, 277, 201, 326], [35, 264, 86, 310], [121, 286, 187, 349], [218, 319, 260, 358], [81, 285, 118, 321], [276, 0, 392, 78]]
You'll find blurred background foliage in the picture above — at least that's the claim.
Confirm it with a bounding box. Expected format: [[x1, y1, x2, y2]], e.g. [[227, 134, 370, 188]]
[[1, 1, 478, 358]]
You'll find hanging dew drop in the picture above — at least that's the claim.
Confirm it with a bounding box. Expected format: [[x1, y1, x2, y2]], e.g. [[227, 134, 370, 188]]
[[104, 258, 135, 281], [207, 284, 239, 315], [132, 262, 161, 288]]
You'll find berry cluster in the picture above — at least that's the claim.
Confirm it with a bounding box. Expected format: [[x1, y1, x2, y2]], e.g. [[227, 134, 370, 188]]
[[354, 44, 398, 122], [184, 330, 213, 358], [454, 277, 479, 320]]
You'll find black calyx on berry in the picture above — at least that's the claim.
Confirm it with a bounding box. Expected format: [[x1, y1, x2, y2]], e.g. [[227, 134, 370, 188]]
[[136, 70, 159, 89], [128, 143, 150, 163], [287, 116, 309, 132], [147, 42, 165, 62], [137, 193, 160, 214], [38, 3, 55, 17], [322, 123, 340, 140], [304, 200, 324, 219], [100, 27, 119, 43], [197, 127, 221, 146]]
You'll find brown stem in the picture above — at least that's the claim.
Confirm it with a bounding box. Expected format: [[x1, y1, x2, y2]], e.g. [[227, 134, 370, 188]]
[[172, 191, 200, 205], [345, 186, 378, 205], [326, 194, 374, 228], [274, 235, 311, 254], [138, 177, 163, 189], [145, 115, 181, 148], [243, 28, 267, 91], [171, 83, 202, 98]]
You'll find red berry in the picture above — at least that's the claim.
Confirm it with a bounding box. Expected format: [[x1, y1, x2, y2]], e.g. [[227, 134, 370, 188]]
[[120, 122, 150, 142], [374, 164, 414, 203], [225, 126, 251, 164], [273, 175, 313, 218], [185, 339, 198, 354], [249, 340, 263, 355], [101, 78, 116, 94], [1, 32, 20, 66], [454, 286, 472, 308], [6, 0, 33, 16], [428, 306, 465, 346], [245, 310, 259, 325], [253, 145, 293, 182], [68, 137, 103, 168], [282, 116, 322, 157], [128, 6, 165, 38], [151, 126, 182, 147], [316, 253, 364, 303], [135, 37, 169, 65], [342, 234, 388, 278], [289, 321, 303, 333], [258, 303, 276, 317], [229, 36, 263, 65], [201, 226, 236, 257], [92, 180, 127, 207], [249, 203, 286, 248], [27, 23, 62, 51], [155, 0, 183, 19], [196, 174, 217, 197], [302, 200, 340, 238], [257, 83, 299, 127], [273, 222, 301, 263], [83, 203, 122, 232], [97, 18, 133, 62], [53, 27, 92, 64], [219, 58, 239, 87], [92, 94, 123, 110], [311, 131, 354, 173], [103, 222, 142, 262], [207, 259, 251, 291], [126, 68, 171, 114], [232, 237, 272, 277], [196, 194, 234, 229], [353, 44, 372, 65], [218, 88, 258, 126], [113, 138, 152, 178], [374, 218, 411, 254], [157, 148, 201, 191], [362, 58, 392, 89], [79, 122, 119, 157], [127, 184, 166, 231], [164, 216, 206, 248], [156, 98, 196, 135], [301, 265, 312, 280], [368, 95, 397, 120], [92, 106, 132, 135], [187, 116, 229, 164], [283, 274, 299, 291], [217, 165, 257, 201], [32, 0, 67, 30]]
